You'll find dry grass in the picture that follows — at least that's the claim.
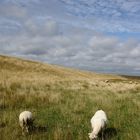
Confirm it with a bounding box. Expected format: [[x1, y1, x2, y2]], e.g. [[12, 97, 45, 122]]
[[0, 55, 140, 140]]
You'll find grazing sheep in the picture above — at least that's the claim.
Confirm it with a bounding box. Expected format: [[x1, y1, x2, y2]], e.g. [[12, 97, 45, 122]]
[[88, 110, 107, 140], [19, 111, 34, 134]]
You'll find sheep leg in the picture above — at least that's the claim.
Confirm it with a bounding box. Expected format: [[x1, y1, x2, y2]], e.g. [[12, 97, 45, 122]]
[[26, 126, 29, 133], [101, 131, 104, 140], [22, 127, 25, 135]]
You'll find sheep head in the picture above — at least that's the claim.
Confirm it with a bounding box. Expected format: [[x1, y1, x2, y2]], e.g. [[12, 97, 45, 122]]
[[88, 132, 97, 140]]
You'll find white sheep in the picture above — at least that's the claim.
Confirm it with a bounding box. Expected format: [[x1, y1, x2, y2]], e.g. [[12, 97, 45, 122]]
[[19, 111, 34, 134], [88, 110, 107, 140]]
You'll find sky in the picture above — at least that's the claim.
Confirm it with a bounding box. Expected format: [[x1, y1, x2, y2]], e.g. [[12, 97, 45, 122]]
[[0, 0, 140, 75]]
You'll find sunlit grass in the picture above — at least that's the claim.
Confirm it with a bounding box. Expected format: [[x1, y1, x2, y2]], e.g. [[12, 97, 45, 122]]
[[0, 55, 140, 140]]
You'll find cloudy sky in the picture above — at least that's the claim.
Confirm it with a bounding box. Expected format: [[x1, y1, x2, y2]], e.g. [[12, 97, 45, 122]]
[[0, 0, 140, 75]]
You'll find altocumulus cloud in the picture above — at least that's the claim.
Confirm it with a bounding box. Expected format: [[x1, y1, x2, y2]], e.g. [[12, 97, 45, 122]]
[[0, 0, 140, 75], [1, 22, 140, 75]]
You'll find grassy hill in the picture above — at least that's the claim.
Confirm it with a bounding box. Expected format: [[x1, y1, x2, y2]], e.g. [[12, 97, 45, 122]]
[[0, 55, 140, 140]]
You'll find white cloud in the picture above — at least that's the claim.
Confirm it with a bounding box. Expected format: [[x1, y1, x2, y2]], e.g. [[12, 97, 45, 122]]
[[44, 20, 59, 36], [0, 18, 140, 75], [0, 0, 140, 75], [89, 35, 118, 49]]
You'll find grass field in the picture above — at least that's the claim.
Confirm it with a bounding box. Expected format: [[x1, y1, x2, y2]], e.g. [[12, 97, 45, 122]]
[[0, 55, 140, 140]]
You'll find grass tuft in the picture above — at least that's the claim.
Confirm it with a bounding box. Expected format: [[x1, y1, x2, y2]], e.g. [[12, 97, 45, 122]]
[[0, 55, 140, 140]]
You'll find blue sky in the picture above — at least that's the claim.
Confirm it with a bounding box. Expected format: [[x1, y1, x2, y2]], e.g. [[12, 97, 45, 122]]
[[0, 0, 140, 75]]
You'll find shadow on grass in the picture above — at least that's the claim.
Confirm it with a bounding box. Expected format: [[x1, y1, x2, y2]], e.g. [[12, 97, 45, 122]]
[[104, 127, 117, 139], [32, 125, 48, 133], [0, 122, 6, 128], [0, 104, 6, 110], [17, 125, 48, 137]]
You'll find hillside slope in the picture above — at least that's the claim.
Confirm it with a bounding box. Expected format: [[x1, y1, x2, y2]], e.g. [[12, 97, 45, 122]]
[[0, 55, 124, 81], [1, 55, 139, 91], [0, 55, 140, 140]]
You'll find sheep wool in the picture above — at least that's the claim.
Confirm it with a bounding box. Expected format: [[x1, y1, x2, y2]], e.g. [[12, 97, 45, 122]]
[[19, 111, 33, 134], [89, 110, 107, 140]]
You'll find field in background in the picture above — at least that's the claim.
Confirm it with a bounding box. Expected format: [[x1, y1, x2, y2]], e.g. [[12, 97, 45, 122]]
[[0, 55, 140, 140]]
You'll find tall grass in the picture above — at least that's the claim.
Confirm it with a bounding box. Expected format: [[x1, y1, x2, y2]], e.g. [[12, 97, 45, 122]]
[[0, 55, 140, 140]]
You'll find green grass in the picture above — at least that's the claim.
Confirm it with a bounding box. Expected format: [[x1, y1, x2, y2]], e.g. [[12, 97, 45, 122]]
[[0, 55, 140, 140]]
